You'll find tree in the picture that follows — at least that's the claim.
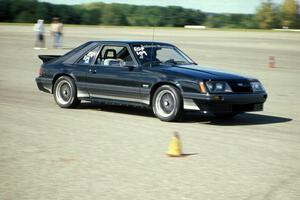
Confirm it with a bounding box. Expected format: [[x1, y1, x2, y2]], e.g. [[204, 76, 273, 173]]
[[255, 0, 281, 29], [11, 0, 38, 22], [205, 14, 258, 29], [1, 0, 275, 29], [0, 0, 13, 22], [80, 8, 101, 25], [281, 0, 299, 28], [101, 4, 128, 25]]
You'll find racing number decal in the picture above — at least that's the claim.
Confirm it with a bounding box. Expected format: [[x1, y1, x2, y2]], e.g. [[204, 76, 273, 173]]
[[134, 46, 147, 58], [83, 51, 97, 64]]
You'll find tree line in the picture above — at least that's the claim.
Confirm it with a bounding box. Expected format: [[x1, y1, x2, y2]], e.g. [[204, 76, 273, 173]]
[[0, 0, 299, 29], [0, 0, 206, 26]]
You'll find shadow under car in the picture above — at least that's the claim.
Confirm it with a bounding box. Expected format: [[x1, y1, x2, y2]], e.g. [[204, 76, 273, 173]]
[[77, 102, 292, 126]]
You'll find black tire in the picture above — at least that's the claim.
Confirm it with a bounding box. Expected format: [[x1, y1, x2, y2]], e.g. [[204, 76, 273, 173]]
[[152, 85, 183, 122], [214, 113, 237, 119], [53, 76, 80, 108]]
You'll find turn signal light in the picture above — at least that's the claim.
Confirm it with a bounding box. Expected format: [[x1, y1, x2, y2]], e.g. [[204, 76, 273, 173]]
[[199, 82, 207, 93]]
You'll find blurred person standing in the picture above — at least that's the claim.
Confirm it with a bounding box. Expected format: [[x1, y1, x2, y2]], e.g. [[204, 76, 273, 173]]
[[50, 17, 63, 48], [33, 19, 45, 49]]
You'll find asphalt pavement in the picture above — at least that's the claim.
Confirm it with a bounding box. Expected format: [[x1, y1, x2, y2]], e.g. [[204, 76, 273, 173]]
[[0, 25, 299, 200]]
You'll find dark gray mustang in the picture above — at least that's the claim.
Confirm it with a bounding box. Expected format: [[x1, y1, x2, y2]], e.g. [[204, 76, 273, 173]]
[[36, 41, 267, 121]]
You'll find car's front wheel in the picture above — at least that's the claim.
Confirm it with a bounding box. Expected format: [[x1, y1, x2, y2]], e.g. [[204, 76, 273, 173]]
[[152, 85, 183, 122], [53, 76, 80, 108]]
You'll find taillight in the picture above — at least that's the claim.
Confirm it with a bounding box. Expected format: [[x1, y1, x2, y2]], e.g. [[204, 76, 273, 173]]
[[39, 67, 44, 76]]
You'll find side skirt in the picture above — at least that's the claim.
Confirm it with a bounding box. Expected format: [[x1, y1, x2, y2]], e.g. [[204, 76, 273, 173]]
[[79, 97, 150, 108]]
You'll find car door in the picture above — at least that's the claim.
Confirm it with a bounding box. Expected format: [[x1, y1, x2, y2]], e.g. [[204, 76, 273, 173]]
[[86, 44, 145, 104], [71, 45, 101, 99]]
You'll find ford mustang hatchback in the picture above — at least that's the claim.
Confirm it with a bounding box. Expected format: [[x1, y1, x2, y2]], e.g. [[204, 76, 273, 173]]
[[36, 41, 267, 121]]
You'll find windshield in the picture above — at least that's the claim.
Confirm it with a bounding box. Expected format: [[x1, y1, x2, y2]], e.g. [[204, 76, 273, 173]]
[[131, 44, 194, 66]]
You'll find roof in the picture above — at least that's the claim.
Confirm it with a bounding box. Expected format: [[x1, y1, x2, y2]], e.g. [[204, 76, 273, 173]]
[[89, 40, 173, 46], [60, 40, 176, 65]]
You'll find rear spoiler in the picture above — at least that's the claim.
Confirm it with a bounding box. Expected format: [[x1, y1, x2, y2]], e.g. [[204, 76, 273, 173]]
[[38, 55, 61, 63]]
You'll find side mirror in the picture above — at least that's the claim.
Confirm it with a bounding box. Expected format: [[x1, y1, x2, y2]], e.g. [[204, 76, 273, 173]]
[[126, 65, 137, 71], [123, 62, 138, 70]]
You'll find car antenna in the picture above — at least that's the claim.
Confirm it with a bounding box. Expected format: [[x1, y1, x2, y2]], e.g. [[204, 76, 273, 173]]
[[150, 22, 155, 67]]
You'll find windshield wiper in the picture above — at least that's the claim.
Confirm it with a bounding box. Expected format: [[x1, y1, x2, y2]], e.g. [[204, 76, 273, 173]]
[[173, 60, 189, 65], [142, 60, 193, 67], [172, 60, 197, 65], [164, 59, 190, 65]]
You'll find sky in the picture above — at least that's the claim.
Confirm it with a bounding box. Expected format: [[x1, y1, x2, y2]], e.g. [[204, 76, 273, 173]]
[[39, 0, 287, 14]]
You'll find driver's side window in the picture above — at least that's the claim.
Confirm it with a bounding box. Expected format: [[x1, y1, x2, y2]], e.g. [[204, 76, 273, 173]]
[[96, 45, 134, 67]]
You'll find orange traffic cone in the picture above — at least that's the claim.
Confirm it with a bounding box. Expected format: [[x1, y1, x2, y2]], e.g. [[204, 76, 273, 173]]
[[268, 56, 276, 68], [167, 132, 182, 157]]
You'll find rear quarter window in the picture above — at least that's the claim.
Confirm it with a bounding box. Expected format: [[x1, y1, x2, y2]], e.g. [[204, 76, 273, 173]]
[[77, 46, 100, 65]]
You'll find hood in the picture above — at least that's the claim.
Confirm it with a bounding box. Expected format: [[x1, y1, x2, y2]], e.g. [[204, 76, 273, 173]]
[[156, 64, 249, 80]]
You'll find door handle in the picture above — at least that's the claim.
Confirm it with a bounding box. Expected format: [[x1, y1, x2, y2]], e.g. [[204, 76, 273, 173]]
[[89, 69, 96, 73]]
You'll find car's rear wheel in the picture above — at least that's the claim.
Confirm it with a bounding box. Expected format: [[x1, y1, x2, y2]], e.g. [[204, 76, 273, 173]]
[[152, 85, 183, 122], [53, 76, 80, 108]]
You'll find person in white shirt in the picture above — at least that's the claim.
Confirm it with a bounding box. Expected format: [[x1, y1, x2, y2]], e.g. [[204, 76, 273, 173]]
[[33, 19, 45, 49]]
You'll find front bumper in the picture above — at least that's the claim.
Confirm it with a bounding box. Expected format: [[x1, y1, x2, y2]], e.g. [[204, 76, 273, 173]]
[[183, 92, 268, 114], [35, 77, 52, 93]]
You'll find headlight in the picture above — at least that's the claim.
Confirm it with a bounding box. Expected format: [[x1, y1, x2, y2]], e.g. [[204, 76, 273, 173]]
[[250, 81, 265, 92], [205, 81, 232, 93]]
